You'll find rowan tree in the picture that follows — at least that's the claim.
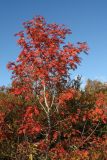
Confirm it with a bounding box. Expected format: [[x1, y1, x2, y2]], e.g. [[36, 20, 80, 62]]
[[6, 16, 89, 159]]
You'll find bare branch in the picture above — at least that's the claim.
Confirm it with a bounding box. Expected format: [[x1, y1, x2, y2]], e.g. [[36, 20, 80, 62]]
[[43, 84, 50, 112]]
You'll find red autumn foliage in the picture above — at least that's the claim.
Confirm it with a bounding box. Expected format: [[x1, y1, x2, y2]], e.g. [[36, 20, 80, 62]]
[[0, 16, 107, 160]]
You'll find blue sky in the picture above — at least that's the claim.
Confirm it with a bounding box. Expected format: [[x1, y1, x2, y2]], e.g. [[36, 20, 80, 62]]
[[0, 0, 107, 86]]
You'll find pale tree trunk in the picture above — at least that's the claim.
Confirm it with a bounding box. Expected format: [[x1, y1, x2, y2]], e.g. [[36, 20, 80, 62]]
[[36, 84, 56, 159], [29, 154, 33, 160]]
